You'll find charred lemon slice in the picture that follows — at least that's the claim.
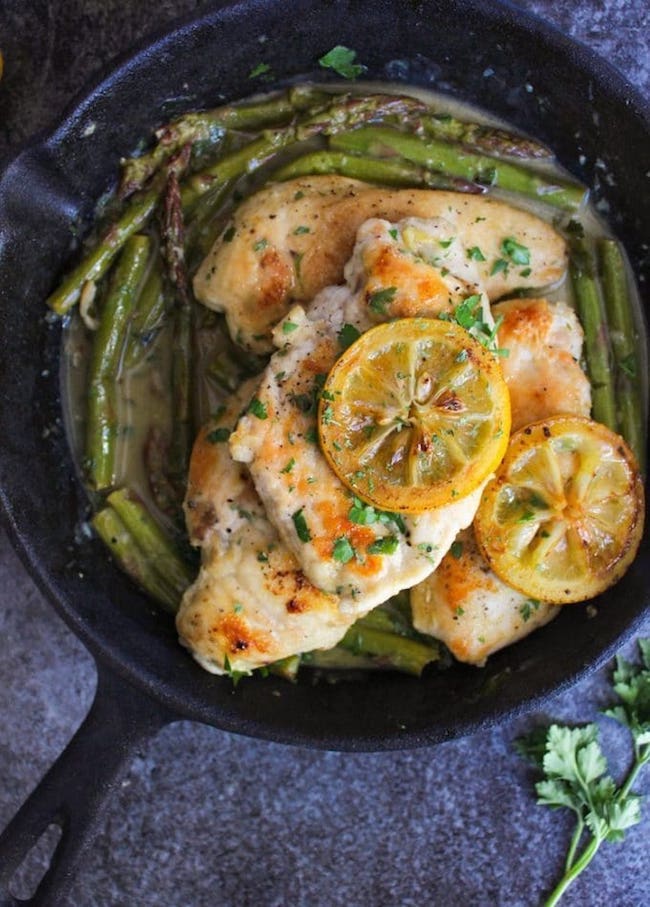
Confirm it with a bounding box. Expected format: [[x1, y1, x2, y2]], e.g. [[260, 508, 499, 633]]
[[474, 416, 644, 603], [318, 318, 511, 513]]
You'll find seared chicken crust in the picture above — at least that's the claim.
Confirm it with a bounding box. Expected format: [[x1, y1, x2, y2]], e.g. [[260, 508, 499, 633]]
[[194, 176, 567, 351]]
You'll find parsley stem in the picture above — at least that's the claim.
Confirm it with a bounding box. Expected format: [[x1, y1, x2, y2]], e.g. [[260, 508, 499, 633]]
[[618, 745, 650, 801], [564, 815, 585, 872], [544, 834, 601, 907]]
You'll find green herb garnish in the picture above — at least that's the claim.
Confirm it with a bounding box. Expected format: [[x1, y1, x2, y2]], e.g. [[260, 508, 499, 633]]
[[248, 398, 268, 420], [332, 536, 355, 563], [516, 639, 650, 906], [292, 508, 311, 543], [206, 427, 231, 443], [318, 45, 365, 79], [368, 286, 397, 314]]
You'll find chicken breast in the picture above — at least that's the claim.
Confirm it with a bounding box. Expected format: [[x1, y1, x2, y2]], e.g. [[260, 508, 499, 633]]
[[194, 175, 567, 352], [229, 215, 492, 613], [494, 297, 591, 430], [411, 297, 591, 664], [410, 528, 559, 666], [177, 380, 354, 673]]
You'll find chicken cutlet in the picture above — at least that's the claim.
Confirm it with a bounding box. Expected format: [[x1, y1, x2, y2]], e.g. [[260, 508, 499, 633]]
[[177, 380, 354, 673], [194, 175, 567, 352]]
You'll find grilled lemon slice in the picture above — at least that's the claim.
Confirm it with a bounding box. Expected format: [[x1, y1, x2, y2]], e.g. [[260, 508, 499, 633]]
[[318, 318, 511, 514], [474, 415, 644, 603]]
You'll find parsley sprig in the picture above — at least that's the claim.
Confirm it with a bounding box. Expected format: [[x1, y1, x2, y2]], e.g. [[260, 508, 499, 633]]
[[516, 638, 650, 906]]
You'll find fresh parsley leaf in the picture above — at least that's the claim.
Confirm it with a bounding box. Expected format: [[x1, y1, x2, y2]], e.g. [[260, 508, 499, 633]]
[[249, 62, 271, 78], [292, 508, 311, 543], [332, 536, 355, 563], [206, 427, 231, 443], [368, 286, 397, 315], [467, 246, 486, 261], [516, 639, 650, 904], [280, 458, 295, 474], [490, 257, 509, 276], [282, 320, 299, 334], [318, 45, 365, 79], [501, 236, 531, 266], [338, 322, 361, 350], [367, 535, 399, 555], [450, 540, 464, 559], [248, 397, 268, 420]]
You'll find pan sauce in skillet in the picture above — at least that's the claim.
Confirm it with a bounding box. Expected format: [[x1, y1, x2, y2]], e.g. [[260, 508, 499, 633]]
[[57, 83, 647, 680]]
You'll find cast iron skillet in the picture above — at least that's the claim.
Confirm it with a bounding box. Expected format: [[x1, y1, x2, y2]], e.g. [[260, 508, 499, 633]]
[[0, 0, 648, 902]]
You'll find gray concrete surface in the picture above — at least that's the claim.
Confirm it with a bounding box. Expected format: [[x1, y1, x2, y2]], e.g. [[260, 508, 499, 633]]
[[0, 1, 649, 904]]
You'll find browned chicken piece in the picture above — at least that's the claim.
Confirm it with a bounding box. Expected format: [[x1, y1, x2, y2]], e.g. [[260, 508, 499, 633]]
[[177, 380, 354, 674], [410, 527, 559, 666], [411, 297, 591, 665], [494, 297, 592, 430], [194, 176, 567, 352]]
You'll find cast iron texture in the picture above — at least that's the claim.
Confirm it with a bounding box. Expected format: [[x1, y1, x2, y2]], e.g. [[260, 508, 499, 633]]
[[0, 0, 649, 750]]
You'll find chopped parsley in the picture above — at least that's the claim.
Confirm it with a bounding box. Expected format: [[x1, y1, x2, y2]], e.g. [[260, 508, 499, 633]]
[[253, 238, 268, 252], [318, 45, 365, 80], [338, 322, 361, 350], [206, 427, 231, 443], [292, 508, 311, 543], [282, 320, 299, 334], [501, 236, 531, 266], [467, 246, 486, 261], [368, 286, 397, 315], [519, 599, 540, 622], [490, 258, 509, 276], [293, 225, 311, 235], [248, 397, 268, 420], [280, 458, 295, 474], [249, 62, 271, 78], [450, 540, 464, 559], [332, 536, 355, 563], [367, 535, 399, 555]]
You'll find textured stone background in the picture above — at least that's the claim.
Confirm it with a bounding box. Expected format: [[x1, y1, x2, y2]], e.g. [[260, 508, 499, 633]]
[[0, 1, 648, 905]]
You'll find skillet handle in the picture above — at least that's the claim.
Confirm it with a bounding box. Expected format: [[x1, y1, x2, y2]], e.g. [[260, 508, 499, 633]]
[[0, 663, 175, 907]]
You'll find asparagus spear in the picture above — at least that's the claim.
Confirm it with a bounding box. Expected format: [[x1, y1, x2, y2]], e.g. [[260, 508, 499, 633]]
[[118, 87, 331, 198], [92, 506, 182, 612], [161, 165, 194, 490], [86, 234, 150, 490], [107, 487, 194, 596], [598, 238, 645, 468], [47, 187, 159, 316], [182, 93, 430, 204], [338, 623, 441, 676], [123, 253, 169, 368], [48, 150, 191, 316], [569, 236, 618, 431], [330, 126, 587, 211], [271, 149, 483, 192], [421, 114, 553, 159]]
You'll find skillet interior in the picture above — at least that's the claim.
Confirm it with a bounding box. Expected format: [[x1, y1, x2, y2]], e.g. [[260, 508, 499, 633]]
[[0, 0, 648, 751]]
